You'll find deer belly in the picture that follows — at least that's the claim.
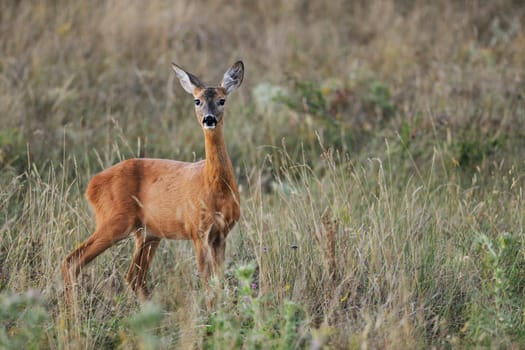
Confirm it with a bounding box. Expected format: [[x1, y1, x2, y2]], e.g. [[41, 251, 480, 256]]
[[140, 201, 197, 240]]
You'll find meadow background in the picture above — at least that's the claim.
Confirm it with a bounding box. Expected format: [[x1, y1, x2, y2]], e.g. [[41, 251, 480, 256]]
[[1, 0, 525, 348]]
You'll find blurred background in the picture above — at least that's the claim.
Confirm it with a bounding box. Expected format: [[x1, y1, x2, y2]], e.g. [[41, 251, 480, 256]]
[[1, 0, 523, 176], [1, 1, 525, 348]]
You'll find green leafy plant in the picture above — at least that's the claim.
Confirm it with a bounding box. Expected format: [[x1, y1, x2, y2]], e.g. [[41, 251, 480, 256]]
[[0, 290, 49, 350], [0, 129, 27, 174], [465, 232, 525, 345], [124, 302, 165, 350], [205, 264, 307, 349], [367, 80, 395, 117], [276, 80, 329, 121], [456, 135, 505, 168]]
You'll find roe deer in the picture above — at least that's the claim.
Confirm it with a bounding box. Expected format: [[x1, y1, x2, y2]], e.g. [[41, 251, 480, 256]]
[[62, 61, 244, 306]]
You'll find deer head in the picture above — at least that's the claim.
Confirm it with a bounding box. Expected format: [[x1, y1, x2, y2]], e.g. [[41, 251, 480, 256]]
[[172, 61, 244, 130]]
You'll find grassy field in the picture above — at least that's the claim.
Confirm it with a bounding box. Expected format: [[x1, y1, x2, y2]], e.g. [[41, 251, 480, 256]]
[[1, 0, 525, 348]]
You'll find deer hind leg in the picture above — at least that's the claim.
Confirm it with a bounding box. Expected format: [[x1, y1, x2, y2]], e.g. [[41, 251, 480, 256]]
[[62, 218, 134, 299], [126, 231, 161, 299]]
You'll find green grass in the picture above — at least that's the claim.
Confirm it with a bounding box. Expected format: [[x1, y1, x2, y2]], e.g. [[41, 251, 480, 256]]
[[1, 0, 525, 348]]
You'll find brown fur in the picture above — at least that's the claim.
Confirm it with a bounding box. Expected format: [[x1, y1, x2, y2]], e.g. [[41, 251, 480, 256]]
[[62, 61, 243, 306]]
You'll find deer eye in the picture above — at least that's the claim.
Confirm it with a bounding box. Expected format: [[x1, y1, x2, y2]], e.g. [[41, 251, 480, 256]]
[[194, 99, 201, 106], [218, 99, 226, 106]]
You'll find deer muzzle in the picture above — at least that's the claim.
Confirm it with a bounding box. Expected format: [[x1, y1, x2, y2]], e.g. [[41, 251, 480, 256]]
[[202, 115, 217, 129]]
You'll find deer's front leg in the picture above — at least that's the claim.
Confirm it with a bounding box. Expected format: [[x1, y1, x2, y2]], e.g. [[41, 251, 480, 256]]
[[209, 230, 226, 277], [195, 222, 229, 309], [193, 237, 216, 310], [194, 238, 214, 283]]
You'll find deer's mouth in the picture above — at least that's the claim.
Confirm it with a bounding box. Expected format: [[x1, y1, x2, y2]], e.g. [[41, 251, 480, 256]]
[[202, 115, 217, 129]]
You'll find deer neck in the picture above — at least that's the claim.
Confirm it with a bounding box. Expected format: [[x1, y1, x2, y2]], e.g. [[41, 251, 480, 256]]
[[203, 125, 237, 193]]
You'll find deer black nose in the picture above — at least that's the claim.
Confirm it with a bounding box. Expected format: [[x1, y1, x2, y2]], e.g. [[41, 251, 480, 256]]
[[202, 114, 217, 129]]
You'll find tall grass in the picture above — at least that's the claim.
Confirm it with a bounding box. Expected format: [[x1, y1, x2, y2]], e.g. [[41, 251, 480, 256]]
[[1, 0, 525, 348]]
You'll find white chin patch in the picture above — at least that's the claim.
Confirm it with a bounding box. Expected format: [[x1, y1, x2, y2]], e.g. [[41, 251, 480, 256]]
[[203, 124, 216, 130]]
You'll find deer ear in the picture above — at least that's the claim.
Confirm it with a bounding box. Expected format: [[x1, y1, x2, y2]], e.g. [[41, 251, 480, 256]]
[[172, 63, 204, 94], [221, 61, 244, 95]]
